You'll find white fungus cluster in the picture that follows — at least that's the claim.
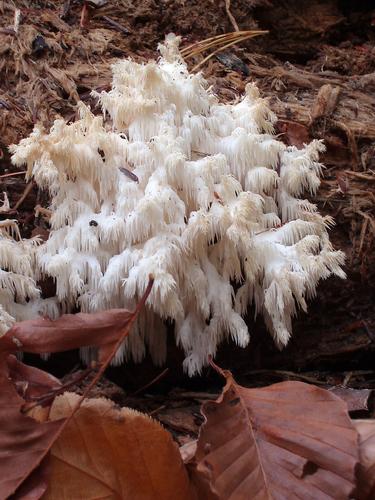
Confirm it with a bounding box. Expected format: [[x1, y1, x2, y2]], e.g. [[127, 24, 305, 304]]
[[0, 218, 60, 336], [8, 35, 345, 373]]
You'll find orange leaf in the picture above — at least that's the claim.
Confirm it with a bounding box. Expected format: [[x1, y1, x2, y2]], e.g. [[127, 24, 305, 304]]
[[44, 392, 196, 500], [187, 364, 358, 499]]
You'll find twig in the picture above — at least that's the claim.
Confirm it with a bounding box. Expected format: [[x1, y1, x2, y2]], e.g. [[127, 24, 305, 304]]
[[224, 0, 239, 32], [149, 404, 167, 416], [13, 181, 34, 210], [181, 31, 267, 72], [181, 32, 247, 55], [0, 171, 27, 180], [193, 34, 266, 72], [131, 368, 169, 397], [22, 368, 95, 411], [60, 0, 71, 19], [181, 31, 267, 57], [357, 210, 375, 232], [101, 15, 130, 34], [13, 8, 21, 34], [0, 27, 16, 35], [80, 1, 90, 28], [358, 218, 369, 254], [344, 170, 375, 181], [241, 368, 329, 386]]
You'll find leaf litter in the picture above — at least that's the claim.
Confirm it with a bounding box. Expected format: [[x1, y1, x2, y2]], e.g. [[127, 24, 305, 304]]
[[0, 278, 153, 498]]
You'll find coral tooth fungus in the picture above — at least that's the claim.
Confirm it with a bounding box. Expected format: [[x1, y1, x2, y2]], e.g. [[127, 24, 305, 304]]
[[7, 35, 345, 374]]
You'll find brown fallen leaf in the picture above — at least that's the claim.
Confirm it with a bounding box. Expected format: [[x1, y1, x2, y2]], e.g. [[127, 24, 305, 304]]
[[328, 386, 371, 413], [353, 419, 375, 500], [7, 354, 62, 402], [0, 280, 153, 499], [277, 120, 310, 148], [180, 439, 198, 463], [0, 355, 64, 500], [44, 392, 196, 500], [187, 362, 359, 500], [11, 457, 51, 500], [0, 357, 65, 500], [1, 307, 147, 355]]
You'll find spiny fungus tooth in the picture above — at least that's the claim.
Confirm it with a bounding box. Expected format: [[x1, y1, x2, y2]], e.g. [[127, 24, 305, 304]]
[[8, 34, 345, 374]]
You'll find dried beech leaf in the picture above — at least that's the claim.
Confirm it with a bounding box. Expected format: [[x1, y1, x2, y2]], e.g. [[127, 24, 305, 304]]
[[353, 419, 375, 499], [7, 354, 62, 401], [189, 366, 358, 499], [329, 386, 371, 413], [11, 457, 51, 500], [0, 282, 153, 498], [0, 362, 65, 499], [44, 392, 195, 500], [1, 308, 138, 355], [180, 439, 198, 463], [278, 120, 310, 148]]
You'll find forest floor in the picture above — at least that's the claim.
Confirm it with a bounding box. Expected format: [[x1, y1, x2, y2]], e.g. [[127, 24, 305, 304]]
[[0, 0, 374, 441]]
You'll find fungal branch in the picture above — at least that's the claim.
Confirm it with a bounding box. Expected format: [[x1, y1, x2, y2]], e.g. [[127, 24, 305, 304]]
[[9, 34, 345, 374], [0, 219, 55, 334]]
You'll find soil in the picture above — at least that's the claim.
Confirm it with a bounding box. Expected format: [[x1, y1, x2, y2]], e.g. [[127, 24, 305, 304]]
[[1, 0, 374, 428]]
